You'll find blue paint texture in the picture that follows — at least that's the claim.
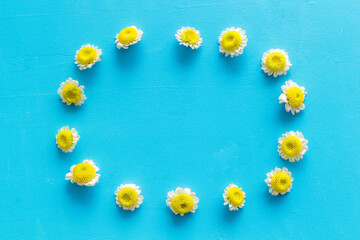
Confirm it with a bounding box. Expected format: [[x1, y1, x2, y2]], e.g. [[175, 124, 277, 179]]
[[0, 0, 359, 239]]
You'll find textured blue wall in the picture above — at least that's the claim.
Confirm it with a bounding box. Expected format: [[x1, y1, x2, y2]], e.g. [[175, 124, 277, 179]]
[[0, 0, 359, 239]]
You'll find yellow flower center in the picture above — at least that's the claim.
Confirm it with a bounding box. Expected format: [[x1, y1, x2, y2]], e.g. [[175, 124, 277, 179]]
[[72, 163, 96, 183], [77, 47, 97, 65], [271, 172, 291, 193], [265, 52, 286, 72], [56, 130, 73, 150], [181, 29, 199, 45], [281, 136, 303, 157], [226, 187, 244, 207], [171, 193, 194, 214], [117, 187, 139, 207], [286, 87, 304, 108], [221, 31, 242, 51], [62, 84, 82, 103], [118, 27, 138, 44]]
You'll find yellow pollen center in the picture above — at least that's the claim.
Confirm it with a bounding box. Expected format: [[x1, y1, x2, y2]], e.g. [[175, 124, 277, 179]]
[[281, 136, 303, 157], [118, 27, 138, 44], [171, 193, 194, 214], [221, 31, 242, 51], [56, 130, 73, 150], [265, 52, 286, 72], [227, 187, 244, 207], [271, 172, 291, 193], [77, 47, 97, 65], [117, 187, 139, 207], [181, 29, 200, 45], [72, 163, 96, 183], [62, 84, 82, 103], [286, 87, 304, 108]]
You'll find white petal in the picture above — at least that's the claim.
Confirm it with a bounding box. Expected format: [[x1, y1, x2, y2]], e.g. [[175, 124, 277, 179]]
[[279, 93, 287, 103]]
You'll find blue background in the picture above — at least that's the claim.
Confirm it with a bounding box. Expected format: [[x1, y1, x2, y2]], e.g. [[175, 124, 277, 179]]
[[1, 0, 359, 239]]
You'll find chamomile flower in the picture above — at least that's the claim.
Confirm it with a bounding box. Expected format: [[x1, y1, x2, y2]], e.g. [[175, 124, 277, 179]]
[[166, 187, 199, 216], [218, 27, 247, 57], [265, 167, 293, 196], [223, 184, 245, 211], [278, 131, 308, 162], [56, 126, 80, 153], [115, 184, 144, 211], [175, 27, 202, 49], [57, 78, 86, 106], [279, 80, 307, 115], [74, 44, 102, 70], [261, 49, 291, 77], [65, 160, 100, 187], [115, 26, 143, 49]]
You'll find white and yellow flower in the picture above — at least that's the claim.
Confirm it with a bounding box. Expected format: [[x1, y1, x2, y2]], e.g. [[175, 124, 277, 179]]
[[175, 27, 202, 49], [279, 80, 307, 115], [56, 126, 80, 153], [166, 187, 199, 216], [115, 184, 144, 211], [265, 167, 293, 196], [115, 26, 143, 49], [278, 131, 308, 162], [261, 49, 291, 77], [58, 78, 86, 106], [65, 160, 100, 187], [218, 27, 247, 57], [74, 44, 102, 70], [223, 184, 245, 211]]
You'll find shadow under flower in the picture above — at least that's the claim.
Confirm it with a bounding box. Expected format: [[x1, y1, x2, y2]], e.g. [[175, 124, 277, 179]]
[[221, 203, 244, 223], [114, 43, 142, 70], [263, 187, 289, 205], [218, 51, 246, 74], [72, 62, 100, 86], [165, 205, 195, 226], [65, 182, 96, 205], [174, 42, 200, 66]]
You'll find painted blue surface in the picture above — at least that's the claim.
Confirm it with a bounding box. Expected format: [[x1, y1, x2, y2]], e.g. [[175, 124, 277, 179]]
[[0, 0, 359, 239]]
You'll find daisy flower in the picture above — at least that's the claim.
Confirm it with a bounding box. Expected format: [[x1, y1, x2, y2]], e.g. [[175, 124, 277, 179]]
[[65, 160, 100, 187], [218, 27, 247, 57], [175, 27, 202, 49], [58, 78, 86, 106], [115, 184, 144, 211], [261, 49, 291, 77], [56, 126, 80, 153], [166, 187, 199, 216], [278, 131, 308, 162], [74, 44, 102, 70], [223, 184, 245, 211], [115, 26, 143, 49], [279, 80, 307, 115], [265, 167, 293, 196]]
